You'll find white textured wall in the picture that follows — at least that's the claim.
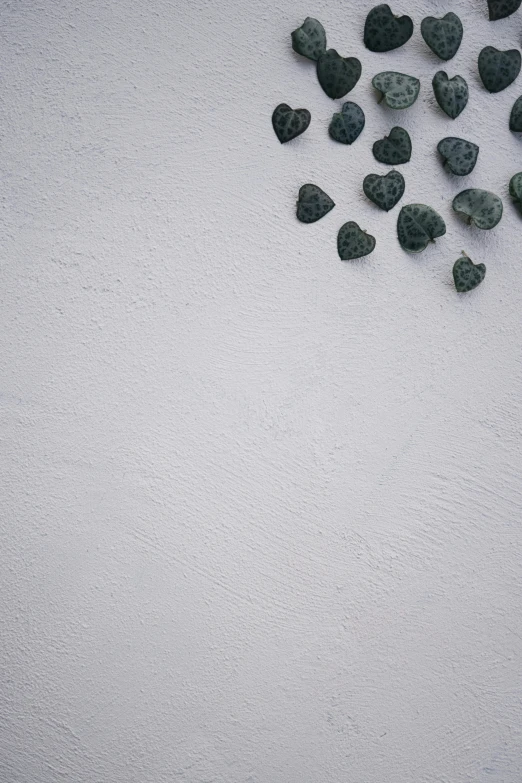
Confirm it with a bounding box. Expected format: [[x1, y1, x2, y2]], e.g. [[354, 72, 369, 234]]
[[1, 0, 522, 781]]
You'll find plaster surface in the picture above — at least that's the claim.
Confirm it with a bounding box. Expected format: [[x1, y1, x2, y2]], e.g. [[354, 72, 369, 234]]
[[1, 1, 522, 781]]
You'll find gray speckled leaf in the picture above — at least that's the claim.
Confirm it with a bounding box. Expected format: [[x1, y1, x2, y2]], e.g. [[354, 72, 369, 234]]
[[272, 104, 311, 144], [437, 137, 479, 176], [317, 49, 362, 99], [488, 0, 521, 20], [296, 184, 335, 223], [432, 72, 468, 119], [397, 204, 446, 253], [509, 172, 522, 212], [453, 255, 486, 292], [329, 102, 365, 145], [363, 171, 405, 211], [421, 13, 463, 61], [452, 189, 503, 229], [478, 46, 521, 93], [372, 72, 420, 110], [291, 17, 327, 61], [509, 95, 522, 131], [337, 222, 376, 260], [373, 126, 411, 164], [364, 4, 413, 52]]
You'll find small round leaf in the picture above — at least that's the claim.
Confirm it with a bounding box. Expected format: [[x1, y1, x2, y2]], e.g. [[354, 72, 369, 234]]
[[478, 46, 521, 93], [432, 72, 468, 119], [397, 204, 446, 253], [372, 71, 420, 110], [509, 95, 522, 132], [453, 255, 486, 292], [291, 18, 327, 61], [364, 4, 413, 52], [437, 137, 479, 176], [337, 222, 376, 260], [487, 0, 521, 21], [509, 172, 522, 213], [363, 171, 405, 211], [329, 102, 365, 145], [421, 13, 463, 61], [317, 49, 362, 99], [272, 104, 311, 144], [452, 189, 503, 229], [372, 127, 411, 165], [296, 184, 335, 224]]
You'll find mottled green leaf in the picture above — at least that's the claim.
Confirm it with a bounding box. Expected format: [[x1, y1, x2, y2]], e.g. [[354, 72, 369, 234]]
[[478, 46, 521, 93], [291, 17, 327, 61], [453, 255, 486, 292], [296, 184, 335, 223], [437, 137, 479, 176], [452, 189, 503, 229], [364, 4, 413, 52], [272, 104, 311, 144], [509, 172, 522, 213], [421, 13, 463, 61], [363, 171, 405, 211], [329, 102, 365, 145], [397, 204, 446, 253], [317, 49, 362, 99], [432, 72, 468, 119], [372, 126, 411, 164], [372, 71, 420, 110], [509, 95, 522, 131], [337, 222, 376, 260], [488, 0, 521, 21]]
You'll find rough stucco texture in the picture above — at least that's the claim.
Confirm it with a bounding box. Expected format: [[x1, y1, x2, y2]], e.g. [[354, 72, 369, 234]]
[[1, 1, 522, 781]]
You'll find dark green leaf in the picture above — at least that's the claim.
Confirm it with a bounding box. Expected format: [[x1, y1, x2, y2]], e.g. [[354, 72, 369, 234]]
[[272, 104, 311, 144], [488, 0, 521, 21], [296, 184, 335, 223], [329, 102, 365, 145], [509, 95, 522, 131], [363, 171, 405, 211], [397, 204, 446, 253], [364, 4, 413, 52], [509, 172, 522, 213], [337, 222, 376, 260], [421, 13, 463, 61], [317, 49, 361, 99], [478, 46, 521, 93], [437, 137, 479, 176], [453, 255, 486, 292], [432, 72, 468, 119], [372, 71, 420, 109], [291, 18, 327, 61], [452, 189, 503, 229], [372, 126, 411, 164]]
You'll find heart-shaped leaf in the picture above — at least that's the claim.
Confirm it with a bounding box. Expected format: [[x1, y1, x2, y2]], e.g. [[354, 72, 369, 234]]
[[372, 72, 420, 110], [329, 102, 365, 145], [488, 0, 521, 21], [397, 204, 446, 253], [364, 4, 413, 52], [452, 189, 503, 229], [337, 222, 376, 260], [421, 13, 463, 61], [272, 104, 311, 144], [296, 184, 335, 223], [291, 17, 327, 61], [453, 255, 486, 292], [509, 95, 522, 131], [363, 171, 405, 211], [373, 126, 411, 164], [432, 72, 468, 119], [317, 49, 362, 99], [478, 46, 521, 93], [437, 137, 479, 176], [509, 172, 522, 212]]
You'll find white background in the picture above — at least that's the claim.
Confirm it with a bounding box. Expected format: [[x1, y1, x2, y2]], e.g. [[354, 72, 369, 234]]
[[1, 1, 522, 781]]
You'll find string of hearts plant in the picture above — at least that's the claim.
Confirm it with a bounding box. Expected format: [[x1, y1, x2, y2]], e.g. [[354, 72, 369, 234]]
[[273, 3, 522, 293]]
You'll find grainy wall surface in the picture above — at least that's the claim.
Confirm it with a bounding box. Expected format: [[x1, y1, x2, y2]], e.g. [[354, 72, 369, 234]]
[[1, 1, 521, 781]]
